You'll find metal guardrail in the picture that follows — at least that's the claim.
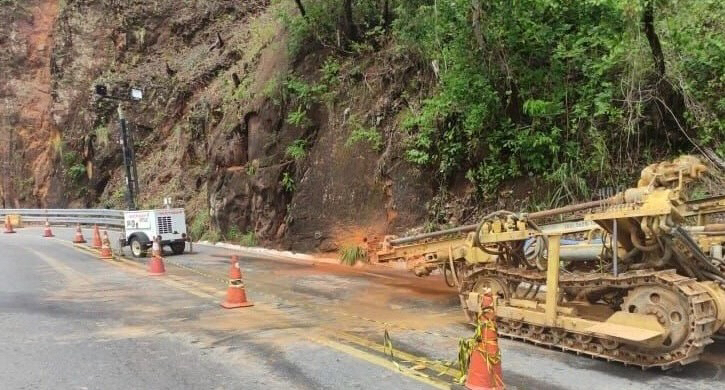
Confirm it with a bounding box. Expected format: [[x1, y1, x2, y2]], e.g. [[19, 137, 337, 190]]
[[0, 209, 125, 227]]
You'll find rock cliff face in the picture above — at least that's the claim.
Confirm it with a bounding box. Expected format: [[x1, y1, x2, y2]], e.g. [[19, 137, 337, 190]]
[[1, 0, 61, 207], [0, 0, 434, 250]]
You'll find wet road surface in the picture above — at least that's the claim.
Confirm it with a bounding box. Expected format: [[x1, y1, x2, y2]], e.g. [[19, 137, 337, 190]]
[[2, 226, 724, 389]]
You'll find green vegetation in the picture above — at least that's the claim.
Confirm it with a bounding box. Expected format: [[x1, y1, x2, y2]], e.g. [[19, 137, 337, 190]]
[[0, 0, 22, 7], [246, 160, 258, 176], [284, 76, 326, 107], [67, 164, 87, 182], [204, 228, 222, 243], [233, 76, 253, 101], [286, 106, 311, 127], [320, 57, 341, 85], [283, 76, 328, 128], [262, 74, 284, 101], [226, 226, 241, 241], [285, 139, 308, 160], [61, 150, 79, 167], [111, 187, 125, 206], [280, 172, 295, 192], [240, 231, 259, 247], [95, 126, 110, 147], [61, 150, 86, 184], [339, 245, 368, 266], [189, 211, 211, 240], [346, 115, 383, 151], [16, 177, 34, 197], [226, 226, 259, 247], [281, 0, 724, 202]]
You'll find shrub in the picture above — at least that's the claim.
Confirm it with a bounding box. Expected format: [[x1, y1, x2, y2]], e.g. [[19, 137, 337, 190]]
[[240, 231, 259, 247], [285, 139, 308, 160], [339, 246, 368, 266], [280, 172, 295, 192], [189, 211, 210, 240]]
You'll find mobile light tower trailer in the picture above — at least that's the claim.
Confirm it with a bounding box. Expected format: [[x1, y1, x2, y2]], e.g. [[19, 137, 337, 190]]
[[122, 208, 188, 257]]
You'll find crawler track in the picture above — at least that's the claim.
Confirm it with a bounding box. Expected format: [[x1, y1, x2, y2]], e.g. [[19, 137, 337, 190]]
[[461, 267, 718, 369]]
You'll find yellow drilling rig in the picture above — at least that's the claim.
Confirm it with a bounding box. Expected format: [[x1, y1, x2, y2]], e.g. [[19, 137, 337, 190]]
[[374, 156, 725, 369]]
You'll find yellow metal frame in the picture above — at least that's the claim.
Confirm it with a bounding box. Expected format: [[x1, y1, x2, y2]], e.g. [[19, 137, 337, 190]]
[[545, 235, 561, 326], [493, 231, 668, 344], [376, 235, 493, 265], [478, 229, 538, 244]]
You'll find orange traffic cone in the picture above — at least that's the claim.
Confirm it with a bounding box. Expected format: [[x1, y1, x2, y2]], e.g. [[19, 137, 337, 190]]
[[228, 255, 242, 279], [221, 256, 253, 309], [3, 215, 16, 234], [43, 220, 54, 238], [464, 290, 504, 390], [73, 224, 87, 244], [99, 231, 113, 260], [91, 225, 102, 249], [148, 255, 166, 276]]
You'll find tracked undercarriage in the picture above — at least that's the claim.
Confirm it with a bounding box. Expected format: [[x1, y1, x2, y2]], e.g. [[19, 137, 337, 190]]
[[375, 156, 725, 369], [462, 268, 718, 368]]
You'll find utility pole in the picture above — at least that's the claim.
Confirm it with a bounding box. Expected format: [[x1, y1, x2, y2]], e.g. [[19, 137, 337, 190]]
[[117, 105, 138, 210], [95, 84, 143, 211]]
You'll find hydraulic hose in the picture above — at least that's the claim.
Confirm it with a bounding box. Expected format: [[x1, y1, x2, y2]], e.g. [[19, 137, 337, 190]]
[[630, 229, 659, 252], [443, 264, 456, 288]]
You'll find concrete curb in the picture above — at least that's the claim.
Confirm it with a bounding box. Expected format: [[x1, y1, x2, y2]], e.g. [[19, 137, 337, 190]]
[[195, 241, 328, 265], [203, 241, 313, 259]]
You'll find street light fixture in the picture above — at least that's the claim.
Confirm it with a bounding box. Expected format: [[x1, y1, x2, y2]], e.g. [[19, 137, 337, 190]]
[[130, 88, 143, 101]]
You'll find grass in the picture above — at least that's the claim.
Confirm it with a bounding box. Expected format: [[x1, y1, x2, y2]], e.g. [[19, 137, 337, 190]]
[[203, 229, 221, 243], [111, 187, 126, 207], [339, 246, 368, 266], [95, 126, 109, 147], [240, 231, 259, 247], [226, 226, 259, 247], [189, 211, 210, 240], [261, 73, 284, 101]]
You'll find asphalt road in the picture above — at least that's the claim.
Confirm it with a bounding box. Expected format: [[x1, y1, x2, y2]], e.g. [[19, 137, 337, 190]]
[[0, 228, 437, 390], [2, 226, 724, 390]]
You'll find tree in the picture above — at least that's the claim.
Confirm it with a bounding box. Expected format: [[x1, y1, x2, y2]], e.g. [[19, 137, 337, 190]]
[[641, 0, 686, 138], [341, 0, 359, 42], [382, 0, 391, 31], [293, 0, 306, 18], [642, 0, 665, 77]]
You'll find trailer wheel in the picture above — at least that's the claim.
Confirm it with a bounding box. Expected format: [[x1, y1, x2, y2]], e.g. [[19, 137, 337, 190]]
[[170, 242, 185, 255], [130, 237, 147, 258]]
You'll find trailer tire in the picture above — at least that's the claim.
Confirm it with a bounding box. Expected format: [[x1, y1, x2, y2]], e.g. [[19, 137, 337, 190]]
[[170, 242, 185, 255], [129, 237, 147, 258]]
